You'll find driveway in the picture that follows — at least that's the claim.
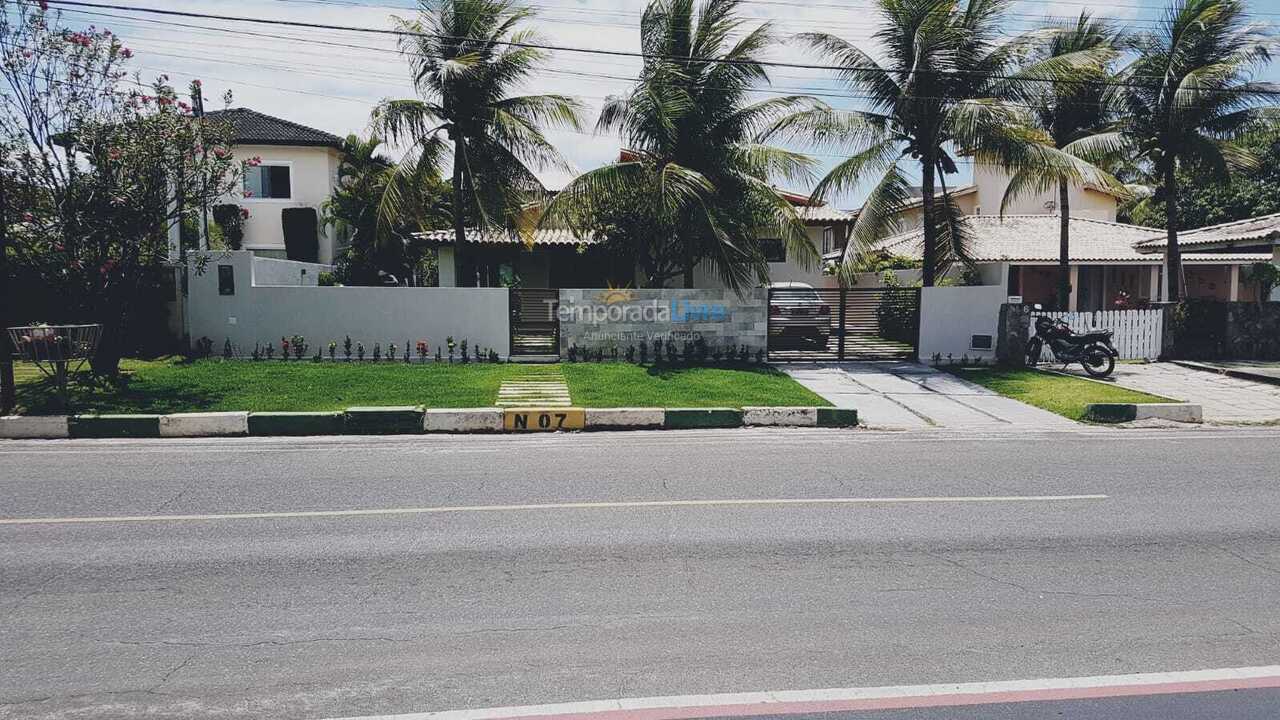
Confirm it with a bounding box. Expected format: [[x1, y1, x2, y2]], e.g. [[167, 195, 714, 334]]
[[1078, 362, 1280, 424], [784, 361, 1077, 430]]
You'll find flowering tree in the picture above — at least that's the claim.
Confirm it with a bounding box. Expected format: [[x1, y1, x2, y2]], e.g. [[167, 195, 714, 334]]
[[0, 0, 240, 379]]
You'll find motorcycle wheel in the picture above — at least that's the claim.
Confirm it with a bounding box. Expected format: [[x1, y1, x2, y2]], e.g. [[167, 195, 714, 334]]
[[1082, 346, 1115, 378], [1025, 338, 1042, 366]]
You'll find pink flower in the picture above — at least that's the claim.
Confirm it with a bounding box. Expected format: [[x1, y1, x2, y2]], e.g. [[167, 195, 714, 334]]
[[21, 212, 34, 222], [107, 147, 121, 160], [243, 189, 254, 198], [239, 208, 250, 219], [192, 79, 202, 88], [120, 48, 133, 59]]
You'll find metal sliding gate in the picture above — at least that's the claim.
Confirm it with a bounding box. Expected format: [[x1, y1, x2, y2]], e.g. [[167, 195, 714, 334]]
[[510, 289, 560, 357], [767, 287, 920, 362]]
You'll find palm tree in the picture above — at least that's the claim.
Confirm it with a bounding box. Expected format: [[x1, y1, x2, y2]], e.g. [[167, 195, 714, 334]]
[[372, 0, 584, 286], [544, 0, 819, 290], [1092, 0, 1276, 302], [1001, 13, 1119, 309], [768, 0, 1120, 286]]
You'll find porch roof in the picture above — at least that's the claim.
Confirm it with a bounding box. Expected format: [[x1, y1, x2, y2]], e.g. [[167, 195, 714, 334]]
[[1134, 212, 1280, 252], [413, 227, 600, 246], [868, 215, 1271, 265]]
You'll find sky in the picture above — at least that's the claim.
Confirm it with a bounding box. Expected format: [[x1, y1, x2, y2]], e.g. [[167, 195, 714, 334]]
[[46, 0, 1280, 209]]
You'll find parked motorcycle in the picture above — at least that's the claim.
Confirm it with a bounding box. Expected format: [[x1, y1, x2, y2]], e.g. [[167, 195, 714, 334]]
[[1026, 315, 1119, 378]]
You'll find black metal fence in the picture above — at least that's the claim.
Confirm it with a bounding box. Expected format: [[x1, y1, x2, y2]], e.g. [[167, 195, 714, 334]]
[[767, 287, 920, 361], [510, 289, 560, 356]]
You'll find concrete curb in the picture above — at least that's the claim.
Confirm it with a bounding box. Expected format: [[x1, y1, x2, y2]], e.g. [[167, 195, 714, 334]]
[[817, 407, 860, 428], [248, 412, 345, 436], [344, 406, 424, 435], [159, 412, 249, 438], [69, 414, 161, 438], [0, 415, 70, 439], [2, 406, 856, 439], [664, 408, 744, 429], [1171, 360, 1280, 387], [1085, 402, 1203, 424], [584, 408, 665, 430], [424, 408, 503, 433], [742, 406, 818, 427]]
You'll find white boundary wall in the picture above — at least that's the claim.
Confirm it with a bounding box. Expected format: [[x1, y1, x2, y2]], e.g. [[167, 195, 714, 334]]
[[1042, 309, 1164, 360], [189, 252, 510, 357], [919, 285, 1008, 363]]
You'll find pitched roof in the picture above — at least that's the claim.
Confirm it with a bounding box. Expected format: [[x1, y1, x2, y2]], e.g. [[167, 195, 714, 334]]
[[1134, 212, 1280, 251], [204, 108, 343, 149], [868, 215, 1271, 264], [413, 227, 599, 246], [798, 205, 855, 224]]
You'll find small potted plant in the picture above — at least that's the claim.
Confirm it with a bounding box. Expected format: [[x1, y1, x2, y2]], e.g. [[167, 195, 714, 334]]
[[435, 347, 442, 362], [265, 342, 275, 360], [389, 342, 397, 362], [356, 341, 365, 361], [292, 335, 306, 360], [280, 336, 290, 360], [372, 343, 381, 362], [665, 339, 677, 364], [328, 341, 337, 361], [343, 335, 353, 361], [416, 340, 429, 363], [460, 339, 469, 364], [404, 340, 411, 363], [446, 336, 455, 363]]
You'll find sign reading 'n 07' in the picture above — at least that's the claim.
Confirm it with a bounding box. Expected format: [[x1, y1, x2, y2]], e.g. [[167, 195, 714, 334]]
[[503, 408, 586, 432]]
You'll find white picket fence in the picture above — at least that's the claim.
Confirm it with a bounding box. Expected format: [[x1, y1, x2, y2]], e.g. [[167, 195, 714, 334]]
[[1042, 309, 1164, 360]]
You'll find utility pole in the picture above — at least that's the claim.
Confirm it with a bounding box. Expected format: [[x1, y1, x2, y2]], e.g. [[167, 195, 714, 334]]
[[0, 169, 15, 414], [193, 83, 209, 249]]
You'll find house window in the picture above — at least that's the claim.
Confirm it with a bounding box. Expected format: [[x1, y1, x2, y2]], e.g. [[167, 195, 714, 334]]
[[761, 239, 786, 263], [244, 164, 291, 199], [217, 265, 235, 295], [822, 227, 834, 255]]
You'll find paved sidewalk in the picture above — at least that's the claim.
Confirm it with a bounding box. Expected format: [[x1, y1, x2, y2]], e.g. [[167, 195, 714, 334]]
[[784, 361, 1078, 430], [1070, 362, 1280, 424]]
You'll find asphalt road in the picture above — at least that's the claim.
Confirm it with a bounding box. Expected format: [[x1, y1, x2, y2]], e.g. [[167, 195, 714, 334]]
[[3, 427, 1280, 719]]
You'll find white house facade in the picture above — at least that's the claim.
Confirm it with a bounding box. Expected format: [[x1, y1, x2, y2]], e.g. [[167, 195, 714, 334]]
[[205, 109, 344, 264]]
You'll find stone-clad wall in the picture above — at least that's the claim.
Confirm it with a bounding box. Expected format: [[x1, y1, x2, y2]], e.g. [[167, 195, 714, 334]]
[[558, 288, 768, 356]]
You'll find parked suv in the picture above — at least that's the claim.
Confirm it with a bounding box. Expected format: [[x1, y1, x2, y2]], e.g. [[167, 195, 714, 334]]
[[767, 282, 832, 348]]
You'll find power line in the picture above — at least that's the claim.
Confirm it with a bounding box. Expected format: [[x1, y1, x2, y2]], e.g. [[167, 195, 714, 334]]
[[39, 0, 1280, 95]]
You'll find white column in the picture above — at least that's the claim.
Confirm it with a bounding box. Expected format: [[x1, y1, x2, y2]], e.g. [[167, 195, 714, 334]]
[[1149, 265, 1160, 303], [1068, 266, 1080, 311], [1228, 265, 1240, 302]]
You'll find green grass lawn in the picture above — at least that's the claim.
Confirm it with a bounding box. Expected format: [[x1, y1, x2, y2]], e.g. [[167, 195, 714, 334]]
[[562, 363, 829, 408], [13, 359, 827, 414], [949, 367, 1175, 422], [14, 359, 515, 415]]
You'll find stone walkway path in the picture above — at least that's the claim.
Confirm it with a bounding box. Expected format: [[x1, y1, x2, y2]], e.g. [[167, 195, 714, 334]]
[[497, 371, 572, 408], [785, 361, 1079, 430]]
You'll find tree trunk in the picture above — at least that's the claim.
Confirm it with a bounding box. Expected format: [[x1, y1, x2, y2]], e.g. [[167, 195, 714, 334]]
[[451, 140, 470, 287], [1057, 180, 1071, 311], [681, 227, 694, 288], [1164, 162, 1182, 302], [920, 159, 937, 287]]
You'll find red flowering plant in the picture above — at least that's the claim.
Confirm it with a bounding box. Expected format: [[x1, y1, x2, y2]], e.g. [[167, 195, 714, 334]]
[[0, 1, 240, 375]]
